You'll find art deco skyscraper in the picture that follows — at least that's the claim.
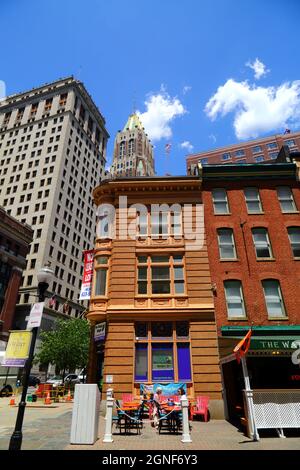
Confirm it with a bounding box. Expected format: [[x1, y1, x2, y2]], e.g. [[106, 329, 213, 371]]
[[110, 113, 155, 177]]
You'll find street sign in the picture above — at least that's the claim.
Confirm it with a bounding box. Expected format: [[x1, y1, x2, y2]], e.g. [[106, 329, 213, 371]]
[[2, 331, 32, 367], [27, 302, 44, 329], [94, 322, 106, 342]]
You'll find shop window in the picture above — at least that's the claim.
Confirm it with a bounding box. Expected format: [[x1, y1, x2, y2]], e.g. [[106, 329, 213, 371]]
[[262, 279, 286, 318], [224, 280, 246, 319], [244, 187, 263, 213], [277, 186, 297, 213], [134, 321, 191, 383], [287, 227, 300, 258], [151, 322, 172, 338], [135, 344, 148, 381], [217, 228, 236, 259], [252, 227, 273, 258], [212, 188, 229, 214]]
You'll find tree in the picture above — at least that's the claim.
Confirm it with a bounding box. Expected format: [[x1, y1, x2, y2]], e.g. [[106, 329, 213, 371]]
[[35, 318, 90, 380]]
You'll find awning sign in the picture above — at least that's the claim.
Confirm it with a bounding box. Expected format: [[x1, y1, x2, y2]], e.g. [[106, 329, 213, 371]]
[[94, 322, 106, 342], [1, 331, 32, 367], [79, 250, 94, 300], [27, 302, 44, 329]]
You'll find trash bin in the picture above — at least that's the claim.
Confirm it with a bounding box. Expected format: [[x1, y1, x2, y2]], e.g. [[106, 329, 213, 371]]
[[70, 384, 100, 445]]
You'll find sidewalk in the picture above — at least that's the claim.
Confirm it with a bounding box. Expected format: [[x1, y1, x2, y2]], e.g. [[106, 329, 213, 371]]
[[1, 399, 299, 450], [67, 415, 300, 451]]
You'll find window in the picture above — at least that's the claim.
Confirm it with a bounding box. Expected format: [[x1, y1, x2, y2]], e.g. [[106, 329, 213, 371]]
[[94, 255, 109, 296], [266, 142, 277, 150], [287, 227, 300, 258], [137, 254, 185, 296], [269, 152, 278, 160], [59, 93, 68, 107], [119, 141, 126, 158], [244, 187, 262, 213], [199, 158, 208, 165], [252, 146, 262, 154], [221, 153, 231, 161], [212, 188, 229, 214], [277, 186, 297, 212], [252, 228, 273, 258], [234, 149, 245, 157], [217, 228, 236, 259], [151, 211, 168, 236], [224, 280, 246, 318], [134, 322, 192, 383], [284, 139, 296, 148], [262, 280, 286, 318], [128, 139, 135, 156], [255, 155, 264, 163]]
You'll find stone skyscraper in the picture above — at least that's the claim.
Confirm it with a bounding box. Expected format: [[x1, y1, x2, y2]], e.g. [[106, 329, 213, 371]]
[[111, 113, 155, 177], [0, 76, 109, 319]]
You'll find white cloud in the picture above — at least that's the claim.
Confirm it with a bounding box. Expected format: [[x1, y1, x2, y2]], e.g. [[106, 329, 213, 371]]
[[246, 58, 270, 80], [180, 141, 194, 152], [205, 78, 300, 140], [138, 87, 186, 141], [183, 85, 192, 95], [209, 134, 217, 143], [0, 80, 6, 102]]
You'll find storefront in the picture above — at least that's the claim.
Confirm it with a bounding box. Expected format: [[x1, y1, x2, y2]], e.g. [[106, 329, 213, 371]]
[[219, 326, 300, 426]]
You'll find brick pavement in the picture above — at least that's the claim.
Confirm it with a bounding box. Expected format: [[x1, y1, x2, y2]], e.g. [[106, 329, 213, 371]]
[[0, 398, 299, 450]]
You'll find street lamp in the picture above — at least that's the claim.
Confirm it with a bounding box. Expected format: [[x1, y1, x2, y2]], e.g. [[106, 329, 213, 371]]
[[9, 264, 54, 451]]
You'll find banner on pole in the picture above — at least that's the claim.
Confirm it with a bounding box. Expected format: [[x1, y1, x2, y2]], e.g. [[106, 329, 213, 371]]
[[27, 302, 44, 329], [94, 322, 106, 342], [1, 331, 32, 367], [79, 250, 94, 300]]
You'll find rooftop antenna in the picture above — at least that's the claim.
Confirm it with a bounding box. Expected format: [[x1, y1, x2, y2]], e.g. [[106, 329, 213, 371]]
[[132, 90, 137, 114]]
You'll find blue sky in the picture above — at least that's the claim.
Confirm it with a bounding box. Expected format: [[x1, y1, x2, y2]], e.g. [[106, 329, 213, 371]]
[[1, 0, 300, 175]]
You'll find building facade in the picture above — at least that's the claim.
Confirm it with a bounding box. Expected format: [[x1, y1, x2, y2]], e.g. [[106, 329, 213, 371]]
[[201, 159, 300, 423], [0, 207, 33, 348], [87, 176, 224, 417], [110, 113, 155, 178], [187, 130, 300, 173], [0, 77, 109, 318]]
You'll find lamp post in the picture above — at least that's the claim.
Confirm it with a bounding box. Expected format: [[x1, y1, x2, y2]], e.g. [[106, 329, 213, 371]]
[[9, 264, 54, 451]]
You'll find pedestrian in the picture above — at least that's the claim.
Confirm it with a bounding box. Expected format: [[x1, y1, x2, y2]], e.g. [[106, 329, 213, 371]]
[[153, 386, 162, 403]]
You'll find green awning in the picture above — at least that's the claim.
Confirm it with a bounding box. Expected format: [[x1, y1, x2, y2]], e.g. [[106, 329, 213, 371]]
[[233, 336, 300, 351]]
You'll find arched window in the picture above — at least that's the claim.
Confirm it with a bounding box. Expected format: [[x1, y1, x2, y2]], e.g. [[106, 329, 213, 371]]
[[128, 139, 135, 156], [119, 141, 126, 158]]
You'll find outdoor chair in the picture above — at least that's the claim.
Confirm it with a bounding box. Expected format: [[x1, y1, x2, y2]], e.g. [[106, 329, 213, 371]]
[[153, 400, 181, 435], [113, 399, 129, 434], [129, 401, 145, 434], [190, 395, 209, 422], [122, 393, 133, 403]]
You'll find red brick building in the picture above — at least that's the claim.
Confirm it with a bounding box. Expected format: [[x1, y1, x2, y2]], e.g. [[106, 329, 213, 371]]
[[187, 130, 300, 172], [0, 207, 33, 352], [201, 156, 300, 423]]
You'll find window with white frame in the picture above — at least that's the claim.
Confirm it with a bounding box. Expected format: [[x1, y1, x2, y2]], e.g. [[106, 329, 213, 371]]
[[287, 227, 300, 258], [277, 186, 297, 212], [266, 142, 277, 150], [252, 146, 262, 154], [212, 188, 229, 214], [262, 279, 286, 318], [217, 228, 236, 259], [252, 227, 273, 258], [224, 280, 246, 318], [244, 187, 262, 213]]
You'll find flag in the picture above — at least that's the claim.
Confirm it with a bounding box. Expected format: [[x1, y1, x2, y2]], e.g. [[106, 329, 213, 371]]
[[165, 143, 172, 154], [233, 329, 252, 363], [48, 295, 56, 308]]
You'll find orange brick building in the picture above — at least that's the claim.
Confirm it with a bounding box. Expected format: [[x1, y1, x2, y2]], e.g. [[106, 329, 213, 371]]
[[86, 176, 224, 417]]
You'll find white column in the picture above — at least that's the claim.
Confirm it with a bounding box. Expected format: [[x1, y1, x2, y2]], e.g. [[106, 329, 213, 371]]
[[103, 389, 114, 443], [180, 395, 192, 443]]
